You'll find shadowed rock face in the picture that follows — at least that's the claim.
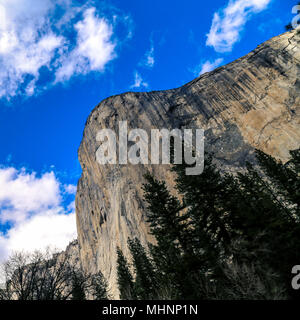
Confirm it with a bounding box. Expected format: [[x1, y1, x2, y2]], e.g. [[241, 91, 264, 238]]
[[76, 30, 300, 298]]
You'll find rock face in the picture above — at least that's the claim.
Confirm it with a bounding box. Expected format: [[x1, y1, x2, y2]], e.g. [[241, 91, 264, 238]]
[[57, 240, 81, 269], [76, 30, 300, 298]]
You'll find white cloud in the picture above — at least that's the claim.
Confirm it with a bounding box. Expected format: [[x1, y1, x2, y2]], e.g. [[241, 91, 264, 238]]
[[0, 210, 76, 262], [130, 71, 148, 89], [0, 0, 124, 100], [197, 58, 224, 75], [140, 44, 155, 68], [145, 47, 155, 68], [64, 184, 77, 195], [206, 0, 271, 52], [0, 168, 61, 224], [55, 7, 116, 82], [0, 166, 77, 262]]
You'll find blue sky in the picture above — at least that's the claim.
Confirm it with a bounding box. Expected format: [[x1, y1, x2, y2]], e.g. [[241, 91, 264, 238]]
[[0, 0, 297, 260]]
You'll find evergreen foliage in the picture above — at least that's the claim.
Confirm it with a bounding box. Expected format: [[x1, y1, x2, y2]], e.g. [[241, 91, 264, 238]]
[[117, 148, 300, 300], [116, 247, 136, 300]]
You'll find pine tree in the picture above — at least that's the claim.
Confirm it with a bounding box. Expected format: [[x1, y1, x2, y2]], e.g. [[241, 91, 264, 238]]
[[142, 172, 187, 251], [251, 149, 300, 298], [116, 247, 136, 300], [223, 149, 300, 298], [255, 149, 299, 217], [127, 238, 157, 299], [172, 155, 237, 260], [142, 170, 214, 299], [90, 271, 109, 300]]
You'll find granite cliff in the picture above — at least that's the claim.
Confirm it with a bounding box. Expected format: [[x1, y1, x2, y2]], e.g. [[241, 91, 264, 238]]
[[75, 30, 300, 298]]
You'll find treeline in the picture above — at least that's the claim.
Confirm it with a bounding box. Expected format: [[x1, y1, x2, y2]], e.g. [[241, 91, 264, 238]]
[[116, 149, 300, 300], [1, 149, 299, 300], [0, 249, 109, 300]]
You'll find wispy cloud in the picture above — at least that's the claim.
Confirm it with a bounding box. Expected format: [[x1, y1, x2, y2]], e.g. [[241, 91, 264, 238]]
[[0, 0, 130, 100], [195, 58, 224, 76], [140, 42, 155, 68], [206, 0, 271, 53], [64, 184, 77, 195], [0, 166, 77, 261], [130, 71, 148, 89]]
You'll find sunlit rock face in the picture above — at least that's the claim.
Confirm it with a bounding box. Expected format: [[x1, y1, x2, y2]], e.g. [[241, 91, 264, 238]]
[[76, 30, 300, 298]]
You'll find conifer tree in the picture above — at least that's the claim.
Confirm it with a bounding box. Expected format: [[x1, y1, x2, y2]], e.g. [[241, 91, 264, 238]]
[[90, 271, 109, 300], [116, 247, 136, 300], [142, 172, 186, 250], [127, 238, 157, 299], [255, 149, 300, 217], [142, 169, 214, 299], [172, 155, 237, 260]]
